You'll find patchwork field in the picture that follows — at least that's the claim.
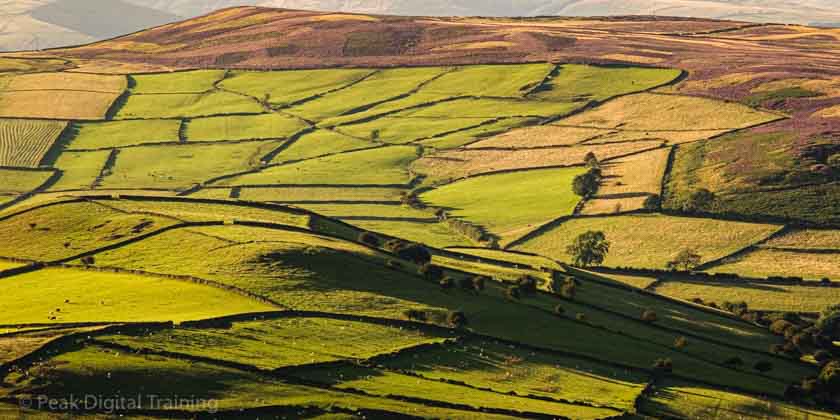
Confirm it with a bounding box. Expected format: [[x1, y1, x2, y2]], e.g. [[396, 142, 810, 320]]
[[0, 13, 839, 416]]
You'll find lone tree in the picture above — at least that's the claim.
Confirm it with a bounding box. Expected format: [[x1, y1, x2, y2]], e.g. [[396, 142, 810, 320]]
[[683, 188, 716, 212], [643, 194, 661, 211], [667, 249, 702, 271], [471, 276, 487, 293], [566, 231, 610, 267], [572, 171, 600, 197], [394, 243, 432, 264], [418, 263, 444, 282]]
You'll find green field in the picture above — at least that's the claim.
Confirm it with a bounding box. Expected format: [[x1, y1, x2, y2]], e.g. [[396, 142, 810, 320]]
[[533, 64, 682, 102], [0, 267, 273, 324], [273, 129, 374, 163], [185, 114, 309, 142], [47, 150, 111, 191], [420, 167, 586, 245], [116, 91, 263, 119], [220, 68, 375, 106], [67, 119, 181, 149], [99, 141, 281, 190], [654, 279, 840, 312], [130, 70, 226, 94], [221, 145, 417, 186], [0, 168, 52, 195]]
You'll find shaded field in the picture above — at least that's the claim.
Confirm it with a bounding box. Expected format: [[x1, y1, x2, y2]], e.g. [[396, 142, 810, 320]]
[[0, 118, 67, 167], [515, 214, 781, 269]]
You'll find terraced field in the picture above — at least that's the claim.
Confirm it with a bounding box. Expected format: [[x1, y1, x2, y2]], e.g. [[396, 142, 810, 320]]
[[1, 10, 839, 417]]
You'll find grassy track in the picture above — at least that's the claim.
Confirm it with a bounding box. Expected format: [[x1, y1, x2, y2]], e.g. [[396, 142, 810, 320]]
[[0, 118, 67, 167], [420, 167, 586, 245]]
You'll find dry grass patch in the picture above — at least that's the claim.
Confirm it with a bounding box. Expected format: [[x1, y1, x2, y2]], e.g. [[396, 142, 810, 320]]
[[763, 229, 840, 250], [0, 72, 126, 93], [712, 249, 840, 281], [414, 140, 663, 183], [579, 128, 729, 145], [0, 90, 120, 120], [516, 214, 781, 269], [0, 118, 67, 167], [581, 148, 670, 214], [558, 93, 778, 133], [467, 125, 612, 148]]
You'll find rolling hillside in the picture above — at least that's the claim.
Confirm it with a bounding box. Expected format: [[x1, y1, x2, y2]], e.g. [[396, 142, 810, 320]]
[[0, 6, 839, 418]]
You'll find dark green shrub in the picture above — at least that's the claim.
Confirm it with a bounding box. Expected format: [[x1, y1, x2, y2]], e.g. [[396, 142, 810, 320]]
[[358, 232, 381, 247], [439, 277, 455, 290], [643, 194, 661, 210], [506, 286, 521, 300], [754, 361, 774, 373], [472, 276, 487, 292], [418, 263, 444, 281], [447, 311, 467, 328], [554, 304, 565, 316], [641, 309, 658, 323]]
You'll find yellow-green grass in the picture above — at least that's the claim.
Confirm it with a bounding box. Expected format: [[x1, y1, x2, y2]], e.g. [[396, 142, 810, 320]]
[[419, 117, 535, 149], [467, 125, 612, 148], [640, 379, 840, 420], [236, 186, 404, 202], [0, 72, 125, 93], [297, 203, 435, 220], [130, 70, 226, 94], [221, 145, 416, 186], [8, 344, 513, 419], [558, 93, 778, 133], [379, 337, 647, 410], [0, 267, 273, 324], [289, 68, 448, 121], [0, 57, 68, 74], [515, 214, 781, 269], [432, 254, 551, 284], [444, 248, 563, 271], [413, 140, 664, 183], [187, 188, 234, 199], [654, 280, 840, 312], [319, 92, 451, 127], [0, 90, 118, 120], [98, 198, 310, 227], [115, 91, 264, 119], [351, 220, 471, 248], [338, 117, 491, 144], [711, 249, 840, 281], [0, 118, 67, 167], [0, 260, 25, 271], [581, 147, 670, 214], [0, 169, 51, 195], [0, 201, 177, 261], [99, 141, 282, 190], [47, 150, 110, 191], [67, 120, 181, 149], [761, 228, 840, 251], [273, 129, 375, 163], [220, 68, 375, 106], [420, 167, 586, 245], [532, 64, 682, 102], [418, 64, 554, 97], [399, 97, 580, 119], [185, 114, 309, 142], [99, 317, 450, 370], [303, 365, 621, 419]]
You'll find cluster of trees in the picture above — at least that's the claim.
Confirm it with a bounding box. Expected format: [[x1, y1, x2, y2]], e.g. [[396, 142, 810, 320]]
[[572, 153, 603, 197], [666, 249, 702, 271]]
